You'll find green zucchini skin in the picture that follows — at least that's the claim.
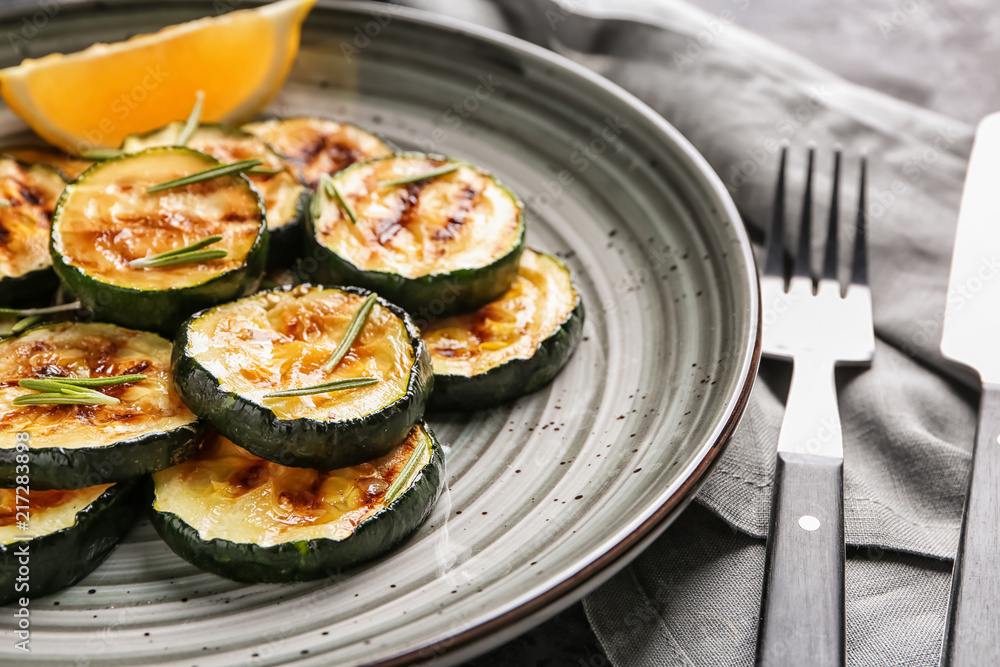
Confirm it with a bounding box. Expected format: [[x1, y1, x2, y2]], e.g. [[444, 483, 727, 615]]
[[0, 159, 66, 307], [0, 424, 203, 491], [0, 269, 59, 308], [147, 424, 444, 583], [301, 155, 526, 319], [171, 285, 434, 470], [266, 188, 310, 268], [48, 148, 269, 337], [0, 480, 138, 605], [430, 298, 584, 411]]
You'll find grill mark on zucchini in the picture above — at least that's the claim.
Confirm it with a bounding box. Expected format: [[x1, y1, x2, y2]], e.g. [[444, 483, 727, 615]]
[[375, 182, 424, 245], [0, 159, 64, 287], [243, 118, 392, 189], [157, 426, 428, 542], [0, 323, 197, 448]]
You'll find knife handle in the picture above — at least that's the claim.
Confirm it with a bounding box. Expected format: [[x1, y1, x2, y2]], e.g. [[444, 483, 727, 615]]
[[756, 451, 845, 667], [942, 383, 1000, 666]]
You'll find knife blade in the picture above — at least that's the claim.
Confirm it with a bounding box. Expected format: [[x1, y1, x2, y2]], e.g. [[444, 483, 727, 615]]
[[940, 111, 1000, 667]]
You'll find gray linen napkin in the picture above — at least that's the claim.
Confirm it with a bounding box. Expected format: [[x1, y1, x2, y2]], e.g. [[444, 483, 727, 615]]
[[392, 1, 978, 663]]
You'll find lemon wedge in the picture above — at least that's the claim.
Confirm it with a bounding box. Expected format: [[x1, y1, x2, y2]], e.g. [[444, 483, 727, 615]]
[[0, 0, 315, 153]]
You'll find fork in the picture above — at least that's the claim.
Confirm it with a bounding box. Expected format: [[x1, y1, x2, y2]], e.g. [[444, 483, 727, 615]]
[[754, 147, 875, 667]]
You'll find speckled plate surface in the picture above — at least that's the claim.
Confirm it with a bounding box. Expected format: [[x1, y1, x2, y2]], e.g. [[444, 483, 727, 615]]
[[0, 1, 760, 664]]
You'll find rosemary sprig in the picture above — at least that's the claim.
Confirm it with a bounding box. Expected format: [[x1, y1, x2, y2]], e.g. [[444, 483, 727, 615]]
[[129, 236, 227, 269], [19, 374, 146, 390], [0, 301, 82, 316], [314, 174, 359, 224], [322, 294, 377, 372], [0, 198, 10, 208], [13, 373, 146, 407], [176, 90, 205, 147], [146, 158, 263, 193], [80, 148, 124, 160], [262, 376, 378, 399], [10, 315, 41, 333], [13, 393, 119, 406], [383, 441, 427, 504], [378, 163, 459, 188]]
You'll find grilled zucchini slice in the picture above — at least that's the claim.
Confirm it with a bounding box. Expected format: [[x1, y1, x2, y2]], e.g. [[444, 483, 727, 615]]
[[0, 322, 202, 489], [423, 249, 584, 410], [50, 147, 268, 336], [243, 117, 392, 189], [0, 146, 92, 181], [122, 124, 307, 265], [0, 157, 66, 306], [304, 153, 525, 318], [1, 480, 137, 605], [172, 284, 432, 470], [149, 423, 443, 583]]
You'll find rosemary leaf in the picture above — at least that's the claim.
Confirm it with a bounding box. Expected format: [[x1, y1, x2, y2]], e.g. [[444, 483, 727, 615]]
[[81, 148, 124, 160], [130, 249, 228, 269], [246, 166, 284, 176], [310, 175, 331, 219], [378, 163, 459, 187], [383, 440, 427, 504], [176, 90, 205, 147], [10, 315, 41, 333], [263, 376, 378, 399], [133, 235, 223, 263], [322, 294, 377, 372], [326, 176, 358, 224], [129, 236, 226, 269], [0, 198, 10, 208], [13, 393, 119, 406], [0, 301, 82, 316], [146, 158, 263, 193], [19, 374, 146, 390]]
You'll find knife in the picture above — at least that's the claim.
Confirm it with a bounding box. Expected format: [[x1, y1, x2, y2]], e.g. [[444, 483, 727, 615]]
[[940, 111, 1000, 666]]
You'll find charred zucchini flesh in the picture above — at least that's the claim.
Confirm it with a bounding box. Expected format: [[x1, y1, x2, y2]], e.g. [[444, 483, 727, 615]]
[[243, 117, 391, 188], [304, 153, 525, 318], [149, 423, 442, 582], [0, 480, 137, 604], [0, 157, 66, 305], [172, 284, 432, 470], [49, 147, 268, 335], [122, 124, 306, 264], [423, 249, 584, 410], [0, 322, 201, 489]]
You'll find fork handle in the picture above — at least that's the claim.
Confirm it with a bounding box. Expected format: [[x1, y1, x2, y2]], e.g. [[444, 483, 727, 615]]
[[756, 452, 845, 667], [942, 383, 1000, 666]]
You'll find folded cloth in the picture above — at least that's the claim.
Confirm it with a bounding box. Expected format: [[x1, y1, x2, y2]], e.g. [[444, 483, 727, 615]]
[[392, 0, 977, 663]]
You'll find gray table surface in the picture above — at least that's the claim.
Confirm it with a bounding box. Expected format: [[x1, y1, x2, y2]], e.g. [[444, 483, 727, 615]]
[[463, 0, 989, 664]]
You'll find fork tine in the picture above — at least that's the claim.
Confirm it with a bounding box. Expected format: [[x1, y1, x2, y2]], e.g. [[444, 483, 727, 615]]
[[821, 150, 841, 281], [764, 146, 787, 277], [850, 155, 868, 285], [792, 147, 815, 278]]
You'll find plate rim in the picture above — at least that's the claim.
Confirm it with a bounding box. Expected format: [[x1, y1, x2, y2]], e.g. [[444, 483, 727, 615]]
[[0, 0, 762, 663]]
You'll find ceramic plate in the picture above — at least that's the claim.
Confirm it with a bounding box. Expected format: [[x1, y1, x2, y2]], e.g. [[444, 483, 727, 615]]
[[0, 1, 760, 664]]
